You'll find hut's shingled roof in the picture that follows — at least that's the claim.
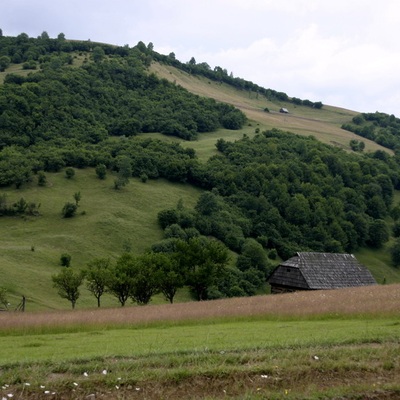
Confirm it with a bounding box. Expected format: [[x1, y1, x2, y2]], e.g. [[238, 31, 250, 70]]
[[268, 252, 377, 290]]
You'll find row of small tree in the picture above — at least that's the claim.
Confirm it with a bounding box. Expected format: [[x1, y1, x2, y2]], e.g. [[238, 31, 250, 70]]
[[52, 236, 229, 309]]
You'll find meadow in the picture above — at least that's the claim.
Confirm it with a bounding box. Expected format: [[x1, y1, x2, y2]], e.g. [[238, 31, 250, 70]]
[[1, 58, 400, 311], [0, 170, 202, 310], [1, 44, 400, 400], [149, 62, 391, 153], [0, 284, 399, 399]]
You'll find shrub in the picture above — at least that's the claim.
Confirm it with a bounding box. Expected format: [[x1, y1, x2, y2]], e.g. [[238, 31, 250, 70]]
[[65, 167, 75, 179], [140, 172, 148, 183], [60, 253, 71, 267], [62, 202, 77, 218], [389, 239, 400, 267], [37, 171, 47, 186], [95, 164, 107, 180]]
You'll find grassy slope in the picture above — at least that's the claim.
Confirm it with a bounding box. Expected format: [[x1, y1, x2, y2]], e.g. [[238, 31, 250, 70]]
[[1, 56, 400, 400], [149, 62, 391, 154], [1, 59, 400, 311], [0, 170, 201, 310]]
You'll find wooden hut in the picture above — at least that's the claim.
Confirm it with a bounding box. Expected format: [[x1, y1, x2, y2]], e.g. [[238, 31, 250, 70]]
[[267, 252, 377, 294]]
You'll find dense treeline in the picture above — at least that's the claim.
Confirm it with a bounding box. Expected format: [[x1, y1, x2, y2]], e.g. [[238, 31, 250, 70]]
[[342, 112, 400, 154], [1, 60, 244, 145], [0, 31, 129, 64], [159, 129, 400, 262], [0, 33, 246, 187], [152, 51, 323, 108]]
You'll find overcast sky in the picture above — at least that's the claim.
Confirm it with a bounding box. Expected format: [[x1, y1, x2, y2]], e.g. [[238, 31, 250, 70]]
[[2, 0, 400, 115]]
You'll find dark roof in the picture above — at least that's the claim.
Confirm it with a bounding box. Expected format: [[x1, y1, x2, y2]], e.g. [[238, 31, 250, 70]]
[[268, 252, 377, 290]]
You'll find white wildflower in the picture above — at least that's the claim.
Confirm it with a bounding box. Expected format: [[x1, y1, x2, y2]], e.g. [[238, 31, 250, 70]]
[[102, 369, 107, 375]]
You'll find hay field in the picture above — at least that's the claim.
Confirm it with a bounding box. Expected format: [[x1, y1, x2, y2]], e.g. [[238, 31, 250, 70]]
[[1, 284, 399, 332]]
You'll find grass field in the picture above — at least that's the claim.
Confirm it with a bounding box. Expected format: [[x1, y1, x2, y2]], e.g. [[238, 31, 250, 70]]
[[149, 62, 391, 154], [0, 285, 399, 399], [1, 54, 400, 400], [1, 57, 400, 312]]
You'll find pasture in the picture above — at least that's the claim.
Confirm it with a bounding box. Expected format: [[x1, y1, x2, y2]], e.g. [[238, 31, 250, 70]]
[[149, 62, 391, 154], [0, 169, 201, 310], [0, 285, 399, 399]]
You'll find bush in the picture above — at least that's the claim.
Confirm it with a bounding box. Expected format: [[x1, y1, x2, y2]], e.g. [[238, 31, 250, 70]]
[[389, 239, 400, 267], [60, 253, 71, 267], [157, 209, 179, 229], [221, 110, 246, 130], [140, 172, 148, 183], [95, 164, 107, 180], [37, 171, 47, 186], [62, 202, 77, 218], [65, 167, 75, 179], [268, 249, 278, 260]]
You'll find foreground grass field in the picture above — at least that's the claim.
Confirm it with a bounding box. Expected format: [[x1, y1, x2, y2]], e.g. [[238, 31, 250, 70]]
[[0, 285, 399, 399]]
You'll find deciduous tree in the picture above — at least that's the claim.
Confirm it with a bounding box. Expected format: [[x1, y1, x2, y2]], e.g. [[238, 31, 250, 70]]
[[130, 253, 162, 305], [85, 258, 112, 307], [176, 237, 229, 300], [106, 254, 135, 306], [0, 56, 10, 72], [52, 268, 84, 309]]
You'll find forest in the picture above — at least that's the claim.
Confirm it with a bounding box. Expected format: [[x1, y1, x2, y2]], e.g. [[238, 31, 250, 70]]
[[0, 32, 246, 187], [1, 32, 400, 304]]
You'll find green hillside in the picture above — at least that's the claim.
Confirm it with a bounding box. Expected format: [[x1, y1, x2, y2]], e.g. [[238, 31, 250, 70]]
[[0, 170, 201, 310], [1, 33, 400, 311]]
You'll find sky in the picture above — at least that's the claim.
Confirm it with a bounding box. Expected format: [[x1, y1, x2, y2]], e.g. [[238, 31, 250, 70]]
[[2, 0, 400, 115]]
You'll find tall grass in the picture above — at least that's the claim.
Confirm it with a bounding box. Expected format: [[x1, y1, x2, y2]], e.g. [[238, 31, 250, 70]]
[[1, 284, 399, 334], [0, 284, 399, 399]]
